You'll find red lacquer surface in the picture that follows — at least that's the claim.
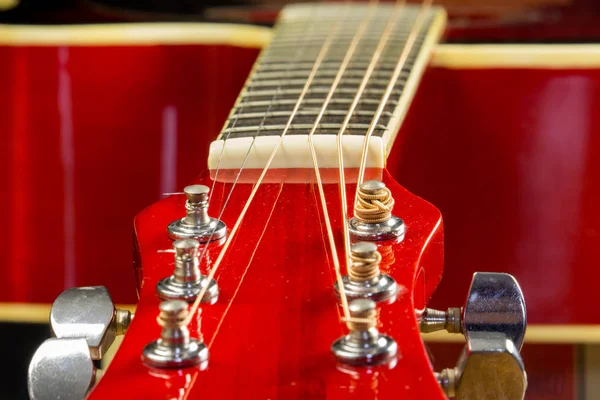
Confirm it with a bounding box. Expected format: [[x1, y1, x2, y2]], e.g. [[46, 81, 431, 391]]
[[0, 44, 259, 304], [89, 169, 444, 399], [389, 67, 600, 325]]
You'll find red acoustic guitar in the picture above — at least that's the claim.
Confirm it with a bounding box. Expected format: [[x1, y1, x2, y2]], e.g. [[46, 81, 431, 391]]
[[22, 2, 537, 399]]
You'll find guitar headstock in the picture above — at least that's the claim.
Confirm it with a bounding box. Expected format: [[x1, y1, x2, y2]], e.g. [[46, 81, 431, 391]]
[[93, 168, 445, 399], [28, 168, 528, 399]]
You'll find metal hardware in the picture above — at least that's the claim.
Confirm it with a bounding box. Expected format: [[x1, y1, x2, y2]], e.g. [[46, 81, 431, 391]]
[[335, 242, 398, 302], [436, 333, 527, 400], [142, 300, 208, 368], [420, 272, 527, 350], [349, 180, 406, 241], [50, 286, 133, 360], [331, 299, 397, 366], [28, 338, 96, 400], [167, 184, 226, 242], [419, 307, 462, 334], [157, 239, 219, 304]]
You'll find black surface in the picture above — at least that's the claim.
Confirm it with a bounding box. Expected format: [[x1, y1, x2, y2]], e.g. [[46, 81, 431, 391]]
[[0, 323, 51, 400]]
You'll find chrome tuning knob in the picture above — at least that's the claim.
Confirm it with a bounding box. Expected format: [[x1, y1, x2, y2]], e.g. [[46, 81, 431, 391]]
[[420, 272, 526, 350], [50, 285, 133, 360], [331, 299, 397, 366], [335, 242, 398, 302], [167, 184, 227, 242], [436, 333, 527, 400], [28, 338, 97, 400], [156, 239, 219, 303], [143, 300, 209, 368]]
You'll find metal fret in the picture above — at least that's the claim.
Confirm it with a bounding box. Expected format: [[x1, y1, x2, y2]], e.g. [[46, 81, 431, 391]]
[[247, 77, 395, 88], [250, 70, 410, 81], [222, 123, 388, 138], [229, 110, 393, 119], [241, 86, 407, 99]]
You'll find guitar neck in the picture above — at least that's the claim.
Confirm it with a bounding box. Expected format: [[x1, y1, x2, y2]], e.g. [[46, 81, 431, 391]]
[[208, 4, 446, 173]]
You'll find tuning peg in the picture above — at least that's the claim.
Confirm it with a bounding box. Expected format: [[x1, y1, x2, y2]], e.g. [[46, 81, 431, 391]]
[[28, 338, 97, 400], [436, 333, 527, 400], [167, 184, 227, 242], [419, 272, 526, 350], [50, 286, 133, 360], [143, 300, 209, 368], [349, 180, 406, 241]]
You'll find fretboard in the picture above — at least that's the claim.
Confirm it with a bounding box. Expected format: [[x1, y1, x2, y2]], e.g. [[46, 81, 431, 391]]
[[209, 3, 446, 171]]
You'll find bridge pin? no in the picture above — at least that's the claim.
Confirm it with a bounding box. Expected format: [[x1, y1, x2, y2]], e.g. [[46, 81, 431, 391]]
[[142, 300, 208, 368], [167, 185, 227, 243]]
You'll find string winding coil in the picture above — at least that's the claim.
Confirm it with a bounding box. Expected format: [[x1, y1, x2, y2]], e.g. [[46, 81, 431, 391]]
[[347, 307, 378, 332], [354, 185, 394, 224], [349, 250, 382, 282]]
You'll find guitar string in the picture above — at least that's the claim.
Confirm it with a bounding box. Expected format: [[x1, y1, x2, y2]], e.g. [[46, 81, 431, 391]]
[[183, 8, 345, 326], [354, 0, 433, 202], [202, 24, 284, 207], [194, 12, 322, 276], [207, 182, 284, 349], [333, 0, 406, 322], [305, 1, 379, 321], [335, 0, 431, 324]]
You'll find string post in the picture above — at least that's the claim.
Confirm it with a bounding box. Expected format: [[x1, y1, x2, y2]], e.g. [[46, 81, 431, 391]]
[[331, 299, 397, 366], [142, 300, 209, 369], [156, 239, 219, 304], [335, 242, 399, 303], [167, 184, 227, 243], [349, 180, 406, 241]]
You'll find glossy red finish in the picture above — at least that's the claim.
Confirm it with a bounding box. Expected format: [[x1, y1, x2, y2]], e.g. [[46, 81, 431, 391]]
[[389, 67, 600, 325], [0, 44, 259, 304], [89, 169, 444, 399]]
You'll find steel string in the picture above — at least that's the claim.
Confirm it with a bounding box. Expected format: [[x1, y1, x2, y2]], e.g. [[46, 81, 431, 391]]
[[354, 0, 433, 203], [305, 1, 379, 321], [183, 8, 345, 326]]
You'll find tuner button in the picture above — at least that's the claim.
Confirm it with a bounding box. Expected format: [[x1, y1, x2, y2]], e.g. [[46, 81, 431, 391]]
[[167, 184, 227, 243], [438, 333, 527, 400], [463, 272, 527, 351], [50, 286, 132, 360], [28, 338, 95, 400], [420, 272, 527, 351]]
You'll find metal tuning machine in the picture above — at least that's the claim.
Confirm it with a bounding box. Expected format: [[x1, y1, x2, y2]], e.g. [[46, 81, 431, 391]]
[[335, 242, 398, 302], [142, 300, 209, 368], [331, 299, 397, 366], [28, 338, 97, 400], [420, 272, 527, 399], [436, 332, 527, 400], [156, 238, 219, 304], [419, 272, 527, 350], [28, 286, 131, 399], [167, 184, 226, 243], [349, 180, 406, 241]]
